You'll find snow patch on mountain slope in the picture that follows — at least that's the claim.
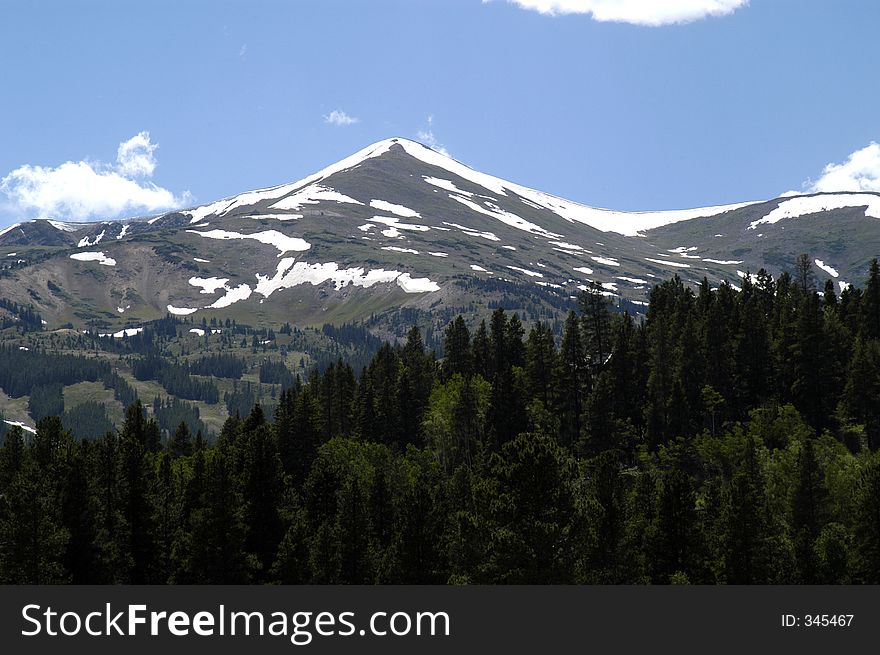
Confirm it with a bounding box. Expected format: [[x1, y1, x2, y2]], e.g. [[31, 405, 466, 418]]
[[507, 266, 543, 278], [99, 327, 143, 338], [442, 222, 500, 242], [78, 230, 105, 248], [186, 229, 310, 255], [3, 419, 36, 434], [271, 184, 363, 211], [591, 256, 620, 267], [185, 199, 235, 224], [70, 251, 116, 266], [397, 273, 440, 292], [207, 283, 252, 309], [645, 257, 690, 268], [167, 305, 198, 315], [749, 193, 880, 230], [47, 220, 85, 233], [253, 258, 439, 297], [382, 246, 419, 254], [370, 199, 421, 218], [703, 258, 742, 265], [0, 223, 21, 238], [371, 216, 431, 233], [448, 194, 563, 239], [814, 259, 839, 278], [117, 225, 130, 239], [550, 241, 584, 251], [423, 176, 474, 197], [189, 277, 230, 294], [573, 266, 594, 275]]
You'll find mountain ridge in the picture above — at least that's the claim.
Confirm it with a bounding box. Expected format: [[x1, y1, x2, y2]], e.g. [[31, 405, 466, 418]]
[[2, 137, 880, 334]]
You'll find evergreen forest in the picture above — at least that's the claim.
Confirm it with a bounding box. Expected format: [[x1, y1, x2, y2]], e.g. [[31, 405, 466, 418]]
[[2, 258, 880, 585]]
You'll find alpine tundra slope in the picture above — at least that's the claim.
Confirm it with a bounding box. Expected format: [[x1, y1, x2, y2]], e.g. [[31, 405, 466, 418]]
[[2, 138, 879, 334]]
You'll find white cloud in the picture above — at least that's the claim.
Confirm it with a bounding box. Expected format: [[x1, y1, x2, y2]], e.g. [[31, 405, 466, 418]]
[[323, 109, 360, 126], [0, 132, 190, 221], [239, 44, 248, 59], [116, 131, 157, 177], [491, 0, 748, 26], [804, 142, 880, 194], [417, 115, 451, 157]]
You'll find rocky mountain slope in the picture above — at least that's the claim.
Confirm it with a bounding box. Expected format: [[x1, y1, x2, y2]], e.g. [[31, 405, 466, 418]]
[[2, 137, 879, 334]]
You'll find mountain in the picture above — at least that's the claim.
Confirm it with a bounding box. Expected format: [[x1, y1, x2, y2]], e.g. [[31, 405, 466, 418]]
[[2, 137, 879, 336]]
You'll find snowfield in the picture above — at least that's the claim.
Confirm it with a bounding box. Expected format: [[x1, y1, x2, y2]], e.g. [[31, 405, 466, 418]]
[[186, 229, 310, 255], [370, 199, 421, 218], [506, 265, 543, 278], [189, 276, 230, 294], [167, 305, 198, 316], [207, 283, 252, 309], [78, 229, 105, 247], [815, 259, 839, 278], [749, 193, 880, 229], [70, 251, 116, 266], [271, 183, 362, 211], [253, 258, 440, 296], [645, 257, 691, 268]]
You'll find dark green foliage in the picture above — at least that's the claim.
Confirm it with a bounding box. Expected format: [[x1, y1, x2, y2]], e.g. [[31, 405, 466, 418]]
[[28, 383, 64, 421], [0, 298, 43, 331], [259, 359, 296, 387], [61, 401, 114, 441], [188, 353, 246, 379]]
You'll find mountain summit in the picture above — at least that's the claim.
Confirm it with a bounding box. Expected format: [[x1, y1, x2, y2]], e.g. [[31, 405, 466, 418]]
[[1, 137, 879, 333]]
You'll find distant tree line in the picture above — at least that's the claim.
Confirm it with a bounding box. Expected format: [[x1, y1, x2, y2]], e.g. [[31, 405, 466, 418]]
[[132, 355, 220, 404], [0, 298, 43, 331]]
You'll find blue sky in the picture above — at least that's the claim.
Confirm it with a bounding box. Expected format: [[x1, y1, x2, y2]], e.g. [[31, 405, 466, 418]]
[[2, 0, 880, 228]]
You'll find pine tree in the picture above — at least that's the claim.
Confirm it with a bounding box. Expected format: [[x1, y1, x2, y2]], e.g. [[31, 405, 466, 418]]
[[649, 468, 704, 583], [442, 315, 472, 380], [59, 441, 100, 583], [791, 438, 829, 583], [240, 424, 285, 582], [580, 282, 613, 374], [398, 327, 435, 447], [840, 338, 880, 450], [183, 445, 252, 583], [555, 311, 587, 449], [169, 421, 193, 458], [119, 416, 158, 583], [524, 322, 556, 408], [861, 258, 880, 339], [0, 458, 69, 583], [853, 455, 880, 583], [471, 319, 491, 380]]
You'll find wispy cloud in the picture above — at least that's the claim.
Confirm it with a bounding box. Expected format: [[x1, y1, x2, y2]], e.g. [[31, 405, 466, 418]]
[[801, 142, 880, 194], [0, 131, 190, 221], [489, 0, 748, 26], [323, 109, 360, 126], [417, 116, 450, 157], [115, 132, 158, 177], [239, 44, 248, 60]]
